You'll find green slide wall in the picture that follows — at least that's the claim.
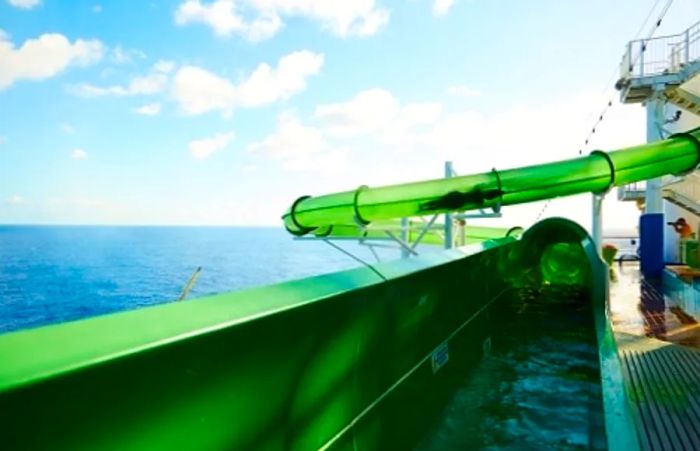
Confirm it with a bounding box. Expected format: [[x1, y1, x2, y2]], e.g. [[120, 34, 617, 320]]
[[0, 219, 636, 450]]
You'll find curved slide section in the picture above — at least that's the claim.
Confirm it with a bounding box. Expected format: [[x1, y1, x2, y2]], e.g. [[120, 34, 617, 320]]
[[283, 128, 700, 236]]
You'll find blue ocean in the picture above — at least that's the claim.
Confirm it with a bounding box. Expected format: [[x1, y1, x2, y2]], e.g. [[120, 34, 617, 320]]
[[0, 226, 400, 334]]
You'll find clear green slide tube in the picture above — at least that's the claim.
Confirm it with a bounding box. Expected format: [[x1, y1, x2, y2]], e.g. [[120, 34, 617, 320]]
[[283, 129, 700, 235]]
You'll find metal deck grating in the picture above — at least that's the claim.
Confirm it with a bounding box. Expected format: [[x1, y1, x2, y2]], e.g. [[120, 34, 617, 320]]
[[617, 333, 700, 451]]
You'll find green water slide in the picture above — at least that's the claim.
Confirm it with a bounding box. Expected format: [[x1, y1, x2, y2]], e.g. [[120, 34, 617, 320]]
[[0, 218, 629, 450], [284, 128, 700, 236], [2, 129, 700, 451]]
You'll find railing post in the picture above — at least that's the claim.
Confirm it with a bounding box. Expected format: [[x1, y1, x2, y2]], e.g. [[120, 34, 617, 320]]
[[627, 41, 633, 77], [592, 194, 603, 254], [400, 217, 410, 259], [444, 161, 453, 250], [686, 28, 691, 64], [640, 40, 645, 77]]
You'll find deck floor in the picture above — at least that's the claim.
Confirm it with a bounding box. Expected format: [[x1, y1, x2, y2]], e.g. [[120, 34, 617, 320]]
[[616, 333, 700, 451], [610, 264, 700, 450]]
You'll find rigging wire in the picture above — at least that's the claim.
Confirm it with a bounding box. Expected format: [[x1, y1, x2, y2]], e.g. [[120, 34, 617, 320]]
[[533, 0, 674, 224], [633, 0, 664, 41], [577, 1, 662, 139], [623, 0, 674, 84], [580, 0, 673, 153]]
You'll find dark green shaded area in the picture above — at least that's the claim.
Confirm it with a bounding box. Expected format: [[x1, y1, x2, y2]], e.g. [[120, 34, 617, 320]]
[[0, 219, 638, 450], [0, 238, 512, 450]]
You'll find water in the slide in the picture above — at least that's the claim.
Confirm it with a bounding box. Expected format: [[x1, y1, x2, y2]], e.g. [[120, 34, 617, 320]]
[[417, 287, 603, 450]]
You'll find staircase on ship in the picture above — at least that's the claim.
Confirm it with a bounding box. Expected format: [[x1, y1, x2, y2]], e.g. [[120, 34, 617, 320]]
[[616, 21, 700, 210]]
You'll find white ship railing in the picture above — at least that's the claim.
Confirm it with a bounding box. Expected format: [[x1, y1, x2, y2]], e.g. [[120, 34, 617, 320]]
[[620, 21, 700, 80], [617, 181, 647, 201]]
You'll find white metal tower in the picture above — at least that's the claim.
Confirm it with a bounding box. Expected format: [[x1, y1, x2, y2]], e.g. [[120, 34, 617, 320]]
[[616, 21, 700, 265]]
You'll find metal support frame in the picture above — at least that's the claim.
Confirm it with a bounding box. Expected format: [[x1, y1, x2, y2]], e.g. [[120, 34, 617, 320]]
[[384, 214, 441, 258], [296, 215, 439, 263], [454, 212, 502, 219], [366, 244, 381, 263], [592, 194, 603, 252], [322, 240, 377, 268], [384, 230, 420, 257], [320, 240, 387, 280], [400, 217, 410, 259], [407, 214, 439, 253]]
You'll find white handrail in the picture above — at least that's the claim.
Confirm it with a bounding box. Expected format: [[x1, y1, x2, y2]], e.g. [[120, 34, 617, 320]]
[[620, 21, 700, 80]]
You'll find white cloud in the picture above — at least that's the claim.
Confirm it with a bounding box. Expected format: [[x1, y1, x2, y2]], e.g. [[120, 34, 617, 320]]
[[0, 31, 104, 90], [248, 113, 346, 172], [71, 148, 87, 159], [60, 123, 75, 134], [315, 88, 399, 137], [447, 85, 480, 97], [173, 66, 236, 115], [380, 101, 443, 150], [8, 195, 25, 204], [134, 102, 162, 116], [269, 0, 390, 37], [417, 92, 645, 169], [189, 132, 234, 159], [433, 0, 454, 16], [7, 0, 40, 9], [110, 45, 146, 64], [173, 50, 323, 115], [315, 88, 443, 143], [237, 51, 324, 106], [174, 0, 389, 41], [153, 60, 176, 73], [74, 74, 166, 96], [395, 102, 443, 128], [249, 113, 323, 160], [72, 60, 173, 97], [175, 0, 281, 41]]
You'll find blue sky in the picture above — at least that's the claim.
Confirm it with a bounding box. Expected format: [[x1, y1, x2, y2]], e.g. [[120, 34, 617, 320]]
[[1, 0, 699, 228]]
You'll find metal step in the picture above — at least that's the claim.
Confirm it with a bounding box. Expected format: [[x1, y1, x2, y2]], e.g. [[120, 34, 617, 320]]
[[663, 189, 700, 216], [665, 86, 700, 117]]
